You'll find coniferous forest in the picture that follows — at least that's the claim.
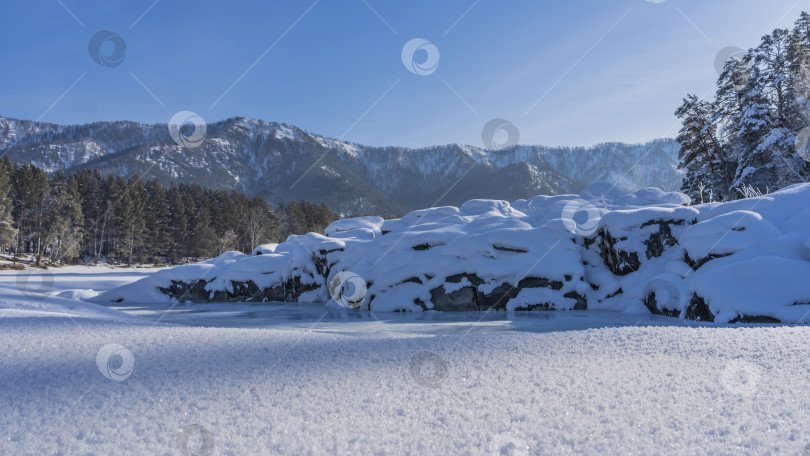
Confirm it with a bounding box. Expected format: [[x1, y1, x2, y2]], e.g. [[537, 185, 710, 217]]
[[0, 156, 337, 266], [676, 12, 810, 203]]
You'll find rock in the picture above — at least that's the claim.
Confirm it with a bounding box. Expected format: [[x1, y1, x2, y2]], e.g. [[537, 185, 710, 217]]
[[598, 229, 641, 276], [159, 280, 210, 302], [598, 219, 687, 276], [684, 251, 732, 271], [643, 292, 680, 318], [642, 220, 683, 258], [685, 294, 714, 322], [429, 286, 479, 311], [563, 291, 588, 310], [157, 276, 316, 303], [428, 274, 584, 311], [728, 314, 782, 324]]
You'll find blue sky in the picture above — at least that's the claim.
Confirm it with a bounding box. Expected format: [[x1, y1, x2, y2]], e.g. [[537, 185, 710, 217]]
[[0, 0, 806, 148]]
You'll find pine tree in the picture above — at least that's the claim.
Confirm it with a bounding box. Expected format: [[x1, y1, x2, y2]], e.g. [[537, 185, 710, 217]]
[[733, 69, 777, 191], [0, 160, 339, 262], [0, 156, 17, 250], [144, 178, 171, 263], [41, 171, 83, 264], [71, 169, 103, 260], [11, 164, 50, 262], [102, 176, 128, 262], [191, 208, 217, 260], [675, 94, 731, 202], [119, 175, 146, 264], [166, 185, 188, 263], [678, 12, 810, 200]]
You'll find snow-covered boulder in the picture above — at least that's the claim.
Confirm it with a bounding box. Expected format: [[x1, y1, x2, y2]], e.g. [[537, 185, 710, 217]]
[[324, 216, 384, 239], [95, 183, 810, 324], [251, 244, 278, 255]]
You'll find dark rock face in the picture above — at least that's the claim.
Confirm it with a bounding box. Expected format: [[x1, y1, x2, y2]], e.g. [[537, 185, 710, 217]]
[[643, 292, 681, 318], [685, 294, 715, 322], [600, 220, 686, 276], [727, 315, 782, 324], [642, 220, 683, 258], [429, 286, 478, 311], [477, 283, 517, 309], [684, 251, 732, 271], [598, 230, 641, 276], [158, 277, 317, 303], [642, 290, 719, 323], [159, 280, 211, 302], [597, 219, 688, 276], [157, 268, 590, 313], [564, 292, 588, 311], [427, 273, 586, 312], [685, 294, 786, 324], [314, 248, 341, 279], [593, 217, 774, 324]]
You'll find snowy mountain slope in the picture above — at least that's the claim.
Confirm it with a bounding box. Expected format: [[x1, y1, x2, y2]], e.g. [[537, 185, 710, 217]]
[[0, 116, 171, 164], [96, 182, 810, 324], [0, 115, 683, 215]]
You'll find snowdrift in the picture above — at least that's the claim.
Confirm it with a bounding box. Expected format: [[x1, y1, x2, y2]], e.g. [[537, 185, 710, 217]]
[[94, 182, 810, 323]]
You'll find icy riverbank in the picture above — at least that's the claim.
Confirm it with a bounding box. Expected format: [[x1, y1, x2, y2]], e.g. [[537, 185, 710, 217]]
[[96, 183, 810, 324]]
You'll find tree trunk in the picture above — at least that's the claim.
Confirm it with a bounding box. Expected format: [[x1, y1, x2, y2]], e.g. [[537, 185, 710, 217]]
[[35, 236, 44, 267]]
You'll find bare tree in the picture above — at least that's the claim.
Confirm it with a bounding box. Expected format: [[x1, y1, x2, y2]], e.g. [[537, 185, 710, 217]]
[[244, 205, 268, 250]]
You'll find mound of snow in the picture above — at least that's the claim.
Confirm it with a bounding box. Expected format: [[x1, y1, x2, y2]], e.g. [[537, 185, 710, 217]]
[[95, 184, 810, 323], [324, 216, 384, 239], [251, 244, 278, 255], [55, 289, 100, 301]]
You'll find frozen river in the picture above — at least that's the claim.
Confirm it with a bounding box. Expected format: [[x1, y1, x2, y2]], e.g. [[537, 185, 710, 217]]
[[109, 300, 709, 334], [1, 265, 755, 334]]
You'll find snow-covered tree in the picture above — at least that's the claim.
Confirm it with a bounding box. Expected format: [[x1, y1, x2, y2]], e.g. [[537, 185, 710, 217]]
[[678, 13, 810, 200], [732, 70, 777, 190], [675, 95, 731, 202]]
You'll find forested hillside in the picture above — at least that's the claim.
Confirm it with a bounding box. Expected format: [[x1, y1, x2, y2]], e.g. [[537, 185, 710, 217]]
[[677, 11, 810, 202], [0, 115, 683, 215], [0, 156, 337, 265]]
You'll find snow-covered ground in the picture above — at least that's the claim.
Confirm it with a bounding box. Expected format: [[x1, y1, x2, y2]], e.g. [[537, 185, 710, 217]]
[[2, 267, 810, 454]]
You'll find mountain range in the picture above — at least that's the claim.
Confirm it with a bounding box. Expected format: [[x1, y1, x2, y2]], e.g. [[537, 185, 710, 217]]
[[0, 115, 683, 216]]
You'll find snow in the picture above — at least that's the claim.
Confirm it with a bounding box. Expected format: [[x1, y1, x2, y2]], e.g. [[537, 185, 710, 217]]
[[251, 243, 278, 255], [2, 259, 810, 453], [679, 210, 780, 259], [324, 216, 384, 239], [0, 265, 162, 321], [689, 256, 810, 322], [2, 265, 162, 296], [313, 136, 360, 158], [97, 182, 810, 324], [3, 292, 810, 453]]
